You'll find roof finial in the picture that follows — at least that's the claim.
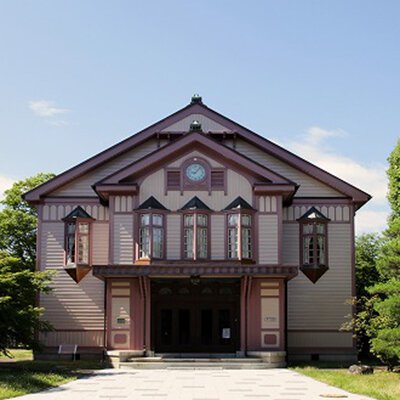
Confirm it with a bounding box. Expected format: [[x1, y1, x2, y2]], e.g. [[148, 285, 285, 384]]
[[190, 120, 202, 132], [191, 94, 202, 104]]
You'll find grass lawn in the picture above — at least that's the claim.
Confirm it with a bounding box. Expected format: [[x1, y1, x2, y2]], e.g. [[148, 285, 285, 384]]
[[292, 364, 400, 400], [0, 349, 33, 361], [0, 350, 105, 400]]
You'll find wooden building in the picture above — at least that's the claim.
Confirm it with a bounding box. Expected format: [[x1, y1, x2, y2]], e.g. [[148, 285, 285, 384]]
[[24, 95, 370, 366]]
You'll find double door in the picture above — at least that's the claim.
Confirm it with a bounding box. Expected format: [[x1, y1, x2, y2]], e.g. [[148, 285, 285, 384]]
[[152, 279, 240, 353]]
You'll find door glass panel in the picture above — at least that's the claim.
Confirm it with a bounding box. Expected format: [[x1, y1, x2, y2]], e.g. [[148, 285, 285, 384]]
[[179, 309, 190, 345], [219, 309, 231, 344], [201, 309, 213, 345], [161, 309, 172, 345]]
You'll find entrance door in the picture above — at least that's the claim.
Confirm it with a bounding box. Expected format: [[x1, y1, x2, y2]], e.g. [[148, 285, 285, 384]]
[[152, 279, 240, 353]]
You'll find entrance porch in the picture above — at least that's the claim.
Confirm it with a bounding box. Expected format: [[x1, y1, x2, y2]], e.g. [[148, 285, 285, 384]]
[[98, 271, 291, 367]]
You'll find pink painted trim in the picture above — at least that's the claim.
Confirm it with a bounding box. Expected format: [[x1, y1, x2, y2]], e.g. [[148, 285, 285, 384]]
[[24, 101, 370, 208], [44, 197, 101, 204], [108, 197, 115, 265], [180, 211, 211, 261], [24, 103, 208, 202], [277, 195, 283, 267], [98, 132, 292, 186]]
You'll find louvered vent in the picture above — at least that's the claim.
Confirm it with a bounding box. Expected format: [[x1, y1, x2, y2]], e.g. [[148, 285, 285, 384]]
[[167, 170, 181, 188], [211, 170, 225, 189]]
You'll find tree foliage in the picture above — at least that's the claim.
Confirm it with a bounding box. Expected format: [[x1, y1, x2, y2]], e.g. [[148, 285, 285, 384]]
[[0, 173, 55, 270], [0, 173, 55, 356], [0, 252, 53, 356], [360, 139, 400, 368], [387, 138, 400, 220]]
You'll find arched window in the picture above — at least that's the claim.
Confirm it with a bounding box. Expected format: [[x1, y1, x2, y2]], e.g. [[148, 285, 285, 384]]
[[297, 207, 330, 283]]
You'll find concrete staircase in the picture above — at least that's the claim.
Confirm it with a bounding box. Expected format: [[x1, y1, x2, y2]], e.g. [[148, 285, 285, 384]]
[[109, 352, 286, 369]]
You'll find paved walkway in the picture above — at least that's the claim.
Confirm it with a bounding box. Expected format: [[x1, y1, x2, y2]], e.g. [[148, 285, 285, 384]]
[[13, 368, 376, 400]]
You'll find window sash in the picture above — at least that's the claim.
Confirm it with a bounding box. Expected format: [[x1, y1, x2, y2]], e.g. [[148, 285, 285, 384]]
[[301, 222, 327, 266], [65, 220, 90, 266], [183, 213, 208, 260]]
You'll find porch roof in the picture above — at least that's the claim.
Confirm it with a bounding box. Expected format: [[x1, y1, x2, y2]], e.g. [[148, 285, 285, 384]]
[[92, 264, 298, 280]]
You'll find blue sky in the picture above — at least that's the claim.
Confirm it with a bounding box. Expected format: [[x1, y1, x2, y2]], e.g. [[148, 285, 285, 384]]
[[1, 1, 399, 234]]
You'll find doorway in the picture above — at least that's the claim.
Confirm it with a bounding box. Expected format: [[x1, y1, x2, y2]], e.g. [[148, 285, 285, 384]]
[[151, 278, 240, 353]]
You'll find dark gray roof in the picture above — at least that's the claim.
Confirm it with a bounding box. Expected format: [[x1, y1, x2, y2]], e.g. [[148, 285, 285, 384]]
[[62, 205, 94, 221], [180, 196, 211, 211], [298, 206, 330, 221], [223, 196, 255, 211], [136, 196, 168, 211]]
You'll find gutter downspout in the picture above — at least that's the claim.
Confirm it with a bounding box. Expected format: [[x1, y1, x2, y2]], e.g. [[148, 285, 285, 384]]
[[138, 276, 147, 355], [285, 279, 288, 365], [103, 279, 107, 362], [245, 276, 252, 356]]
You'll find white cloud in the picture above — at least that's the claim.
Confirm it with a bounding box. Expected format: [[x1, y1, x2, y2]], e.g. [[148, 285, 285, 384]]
[[275, 126, 389, 234], [355, 209, 388, 235], [29, 100, 69, 117], [0, 175, 14, 200], [281, 127, 388, 206]]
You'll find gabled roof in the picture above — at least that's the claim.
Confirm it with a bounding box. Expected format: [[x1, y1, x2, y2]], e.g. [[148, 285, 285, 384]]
[[95, 130, 294, 186], [62, 205, 94, 221], [23, 95, 371, 208], [136, 196, 168, 211], [297, 206, 330, 221], [224, 196, 255, 211], [179, 196, 211, 211]]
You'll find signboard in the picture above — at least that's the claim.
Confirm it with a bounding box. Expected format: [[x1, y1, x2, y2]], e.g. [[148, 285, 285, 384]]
[[222, 328, 231, 339]]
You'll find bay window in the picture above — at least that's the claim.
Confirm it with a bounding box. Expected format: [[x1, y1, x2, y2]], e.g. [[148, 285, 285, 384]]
[[183, 213, 209, 260], [139, 213, 164, 259], [227, 213, 252, 260], [297, 206, 330, 283], [63, 206, 94, 267]]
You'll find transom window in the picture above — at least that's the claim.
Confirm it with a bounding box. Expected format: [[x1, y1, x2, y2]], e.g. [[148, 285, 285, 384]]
[[228, 213, 252, 260], [139, 213, 164, 259], [183, 213, 209, 260]]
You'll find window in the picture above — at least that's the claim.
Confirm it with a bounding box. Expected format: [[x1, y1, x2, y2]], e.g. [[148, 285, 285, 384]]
[[63, 206, 93, 266], [139, 213, 164, 259], [228, 213, 252, 260], [301, 222, 326, 266], [297, 207, 330, 281], [183, 213, 209, 260]]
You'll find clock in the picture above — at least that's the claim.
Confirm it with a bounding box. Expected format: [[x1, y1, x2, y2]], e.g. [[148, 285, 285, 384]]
[[186, 163, 206, 182]]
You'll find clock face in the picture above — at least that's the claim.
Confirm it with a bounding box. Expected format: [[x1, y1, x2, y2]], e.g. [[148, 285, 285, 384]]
[[186, 163, 206, 182]]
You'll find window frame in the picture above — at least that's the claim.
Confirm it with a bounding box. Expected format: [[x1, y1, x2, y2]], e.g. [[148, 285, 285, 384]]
[[137, 211, 166, 261], [225, 210, 254, 261], [298, 217, 329, 269], [63, 217, 93, 267], [180, 210, 211, 261]]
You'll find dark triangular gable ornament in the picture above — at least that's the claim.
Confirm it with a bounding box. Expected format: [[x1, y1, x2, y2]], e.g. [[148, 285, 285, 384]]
[[62, 205, 94, 221], [136, 196, 168, 211], [180, 196, 211, 211], [224, 196, 255, 211], [65, 266, 92, 283], [297, 206, 330, 221], [300, 265, 329, 284]]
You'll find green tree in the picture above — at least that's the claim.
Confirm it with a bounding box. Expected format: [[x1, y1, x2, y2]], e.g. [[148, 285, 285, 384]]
[[343, 233, 382, 356], [366, 139, 400, 368], [0, 173, 55, 270], [0, 252, 53, 356], [0, 173, 55, 356], [387, 138, 400, 220]]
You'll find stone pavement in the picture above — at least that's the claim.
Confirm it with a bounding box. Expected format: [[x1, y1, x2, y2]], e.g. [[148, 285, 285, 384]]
[[13, 368, 376, 400]]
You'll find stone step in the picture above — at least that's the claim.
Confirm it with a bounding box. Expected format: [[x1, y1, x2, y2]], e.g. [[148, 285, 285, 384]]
[[127, 357, 265, 363], [119, 361, 281, 370]]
